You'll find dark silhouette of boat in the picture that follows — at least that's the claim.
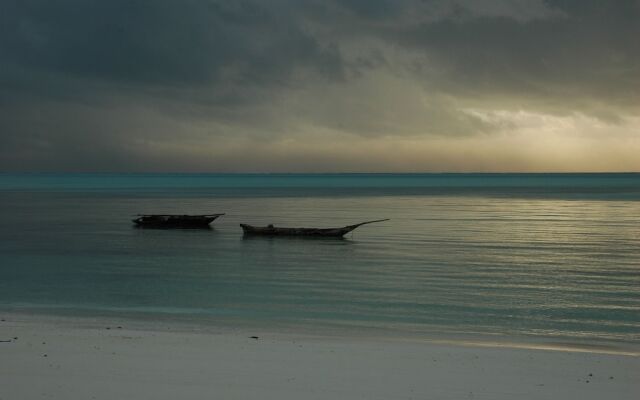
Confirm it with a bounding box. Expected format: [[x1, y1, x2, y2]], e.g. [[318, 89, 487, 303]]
[[240, 219, 389, 237], [133, 214, 224, 229]]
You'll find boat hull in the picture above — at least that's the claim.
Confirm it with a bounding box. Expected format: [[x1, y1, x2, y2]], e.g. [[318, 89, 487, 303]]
[[240, 224, 352, 237], [133, 214, 223, 229]]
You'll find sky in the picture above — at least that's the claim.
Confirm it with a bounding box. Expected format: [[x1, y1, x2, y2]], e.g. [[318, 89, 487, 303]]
[[1, 0, 639, 172]]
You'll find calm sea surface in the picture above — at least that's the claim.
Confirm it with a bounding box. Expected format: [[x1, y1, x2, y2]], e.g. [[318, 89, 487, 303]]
[[1, 174, 639, 346]]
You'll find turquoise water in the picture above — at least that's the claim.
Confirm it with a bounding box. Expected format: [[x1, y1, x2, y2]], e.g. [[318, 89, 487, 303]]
[[1, 174, 639, 344]]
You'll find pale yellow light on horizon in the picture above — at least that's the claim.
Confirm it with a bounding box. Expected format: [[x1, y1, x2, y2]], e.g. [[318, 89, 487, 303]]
[[132, 110, 640, 172], [78, 90, 640, 173]]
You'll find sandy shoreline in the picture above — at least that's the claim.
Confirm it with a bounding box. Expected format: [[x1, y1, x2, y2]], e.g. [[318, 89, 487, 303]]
[[1, 312, 638, 400]]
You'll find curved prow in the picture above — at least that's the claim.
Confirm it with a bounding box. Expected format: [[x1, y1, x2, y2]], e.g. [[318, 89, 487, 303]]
[[343, 218, 390, 233]]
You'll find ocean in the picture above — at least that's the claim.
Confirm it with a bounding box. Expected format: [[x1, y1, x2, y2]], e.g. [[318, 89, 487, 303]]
[[1, 173, 639, 347]]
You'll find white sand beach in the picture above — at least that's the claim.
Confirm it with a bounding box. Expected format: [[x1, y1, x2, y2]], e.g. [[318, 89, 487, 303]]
[[1, 313, 638, 400]]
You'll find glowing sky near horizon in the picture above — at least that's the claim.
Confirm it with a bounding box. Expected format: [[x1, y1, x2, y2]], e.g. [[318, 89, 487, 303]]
[[1, 0, 639, 172]]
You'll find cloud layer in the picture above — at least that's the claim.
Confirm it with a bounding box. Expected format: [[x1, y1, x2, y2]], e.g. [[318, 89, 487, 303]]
[[1, 0, 639, 171]]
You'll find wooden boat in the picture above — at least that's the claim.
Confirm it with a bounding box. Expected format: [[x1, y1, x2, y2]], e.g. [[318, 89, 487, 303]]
[[132, 214, 224, 228], [240, 219, 389, 237]]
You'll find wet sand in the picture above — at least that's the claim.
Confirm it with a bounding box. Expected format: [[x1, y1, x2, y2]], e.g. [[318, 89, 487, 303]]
[[1, 313, 638, 399]]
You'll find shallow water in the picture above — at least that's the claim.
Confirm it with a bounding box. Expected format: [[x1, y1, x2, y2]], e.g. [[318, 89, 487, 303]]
[[1, 173, 639, 345]]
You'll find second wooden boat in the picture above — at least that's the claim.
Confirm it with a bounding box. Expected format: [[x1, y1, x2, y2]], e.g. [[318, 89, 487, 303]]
[[240, 219, 389, 237], [133, 214, 224, 228]]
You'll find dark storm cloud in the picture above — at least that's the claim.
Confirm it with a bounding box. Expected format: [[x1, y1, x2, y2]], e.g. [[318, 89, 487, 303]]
[[0, 0, 343, 88], [403, 1, 640, 107], [333, 0, 401, 18], [310, 0, 639, 111], [0, 0, 639, 171]]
